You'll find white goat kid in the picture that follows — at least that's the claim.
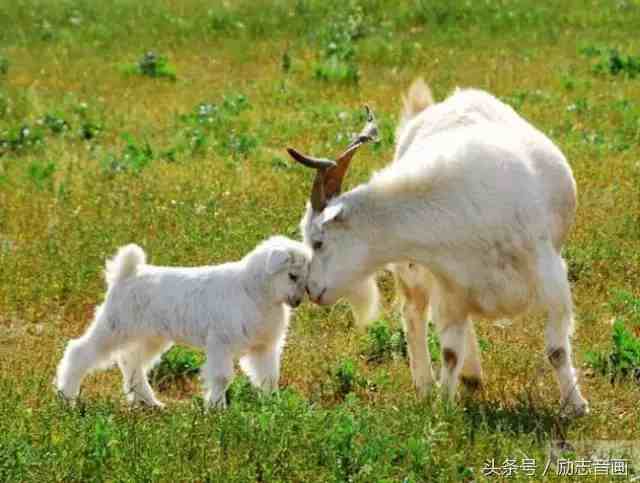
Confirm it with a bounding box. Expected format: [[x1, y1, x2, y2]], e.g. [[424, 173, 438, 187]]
[[288, 81, 589, 416], [55, 236, 311, 408]]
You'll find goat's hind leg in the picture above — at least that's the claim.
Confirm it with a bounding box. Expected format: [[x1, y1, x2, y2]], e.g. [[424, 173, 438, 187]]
[[539, 252, 589, 416], [117, 337, 171, 408], [202, 344, 234, 409], [55, 306, 119, 401]]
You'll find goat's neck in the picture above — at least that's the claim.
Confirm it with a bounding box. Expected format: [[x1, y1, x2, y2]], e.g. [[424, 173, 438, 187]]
[[341, 184, 439, 267]]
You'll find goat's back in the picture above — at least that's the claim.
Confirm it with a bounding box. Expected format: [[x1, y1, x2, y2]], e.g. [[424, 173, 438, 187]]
[[393, 87, 576, 249]]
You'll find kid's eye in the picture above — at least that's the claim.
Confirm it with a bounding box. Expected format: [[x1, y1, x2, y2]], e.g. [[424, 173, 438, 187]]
[[312, 241, 323, 251], [288, 273, 298, 282]]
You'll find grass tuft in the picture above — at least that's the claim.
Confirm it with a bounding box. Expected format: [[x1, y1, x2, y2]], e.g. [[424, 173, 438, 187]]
[[122, 51, 177, 80], [586, 291, 640, 382], [361, 318, 407, 363]]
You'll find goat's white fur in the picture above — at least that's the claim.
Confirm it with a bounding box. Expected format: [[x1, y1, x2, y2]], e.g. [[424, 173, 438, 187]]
[[300, 79, 588, 415], [55, 236, 311, 408]]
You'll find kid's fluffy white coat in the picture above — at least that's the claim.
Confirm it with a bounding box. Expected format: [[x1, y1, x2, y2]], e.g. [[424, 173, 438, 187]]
[[55, 236, 311, 408]]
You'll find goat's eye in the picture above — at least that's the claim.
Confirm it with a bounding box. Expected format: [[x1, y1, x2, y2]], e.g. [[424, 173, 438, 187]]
[[288, 273, 298, 282], [312, 241, 323, 251]]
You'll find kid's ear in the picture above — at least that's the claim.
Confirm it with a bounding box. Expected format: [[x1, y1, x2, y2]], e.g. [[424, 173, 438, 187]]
[[320, 203, 347, 225], [266, 248, 291, 275]]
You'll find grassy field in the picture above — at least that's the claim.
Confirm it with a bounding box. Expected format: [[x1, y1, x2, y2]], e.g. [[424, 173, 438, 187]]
[[1, 0, 640, 481]]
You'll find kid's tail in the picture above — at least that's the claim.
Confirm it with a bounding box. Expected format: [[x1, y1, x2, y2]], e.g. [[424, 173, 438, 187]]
[[105, 244, 146, 287]]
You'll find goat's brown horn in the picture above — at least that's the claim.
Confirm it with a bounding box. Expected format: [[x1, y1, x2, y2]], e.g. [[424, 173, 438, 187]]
[[287, 147, 335, 212], [286, 106, 378, 212], [286, 148, 336, 170], [345, 105, 379, 150], [324, 105, 380, 199]]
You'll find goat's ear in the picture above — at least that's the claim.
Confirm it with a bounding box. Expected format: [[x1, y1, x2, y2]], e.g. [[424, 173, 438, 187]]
[[266, 248, 291, 275], [320, 203, 347, 225]]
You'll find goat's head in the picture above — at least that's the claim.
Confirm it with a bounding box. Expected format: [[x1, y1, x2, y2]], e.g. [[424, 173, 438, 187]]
[[287, 106, 379, 305]]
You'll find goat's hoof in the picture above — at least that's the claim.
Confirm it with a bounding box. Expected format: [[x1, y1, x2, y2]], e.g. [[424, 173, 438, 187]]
[[570, 401, 590, 418], [460, 376, 483, 392], [562, 398, 590, 418], [129, 396, 165, 410], [57, 394, 77, 406], [205, 399, 227, 411], [54, 387, 77, 406], [414, 380, 436, 399]]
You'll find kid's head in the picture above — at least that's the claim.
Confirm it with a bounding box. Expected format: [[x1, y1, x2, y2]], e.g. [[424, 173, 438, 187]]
[[260, 236, 312, 308]]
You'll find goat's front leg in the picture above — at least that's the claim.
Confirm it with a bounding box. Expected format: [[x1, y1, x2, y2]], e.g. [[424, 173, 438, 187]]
[[202, 344, 234, 409], [460, 322, 483, 390], [400, 287, 435, 397], [240, 344, 282, 393], [438, 320, 469, 401], [346, 275, 380, 329]]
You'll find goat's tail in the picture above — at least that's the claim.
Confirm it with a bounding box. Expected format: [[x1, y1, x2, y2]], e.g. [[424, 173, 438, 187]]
[[394, 78, 435, 161], [105, 244, 146, 287], [398, 78, 434, 128]]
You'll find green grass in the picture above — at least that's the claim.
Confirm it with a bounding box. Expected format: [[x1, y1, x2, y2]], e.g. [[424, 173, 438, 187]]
[[586, 290, 640, 382], [361, 318, 408, 363], [1, 0, 640, 480]]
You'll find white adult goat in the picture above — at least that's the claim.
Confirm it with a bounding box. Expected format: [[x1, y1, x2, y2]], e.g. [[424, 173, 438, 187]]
[[287, 80, 589, 415]]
